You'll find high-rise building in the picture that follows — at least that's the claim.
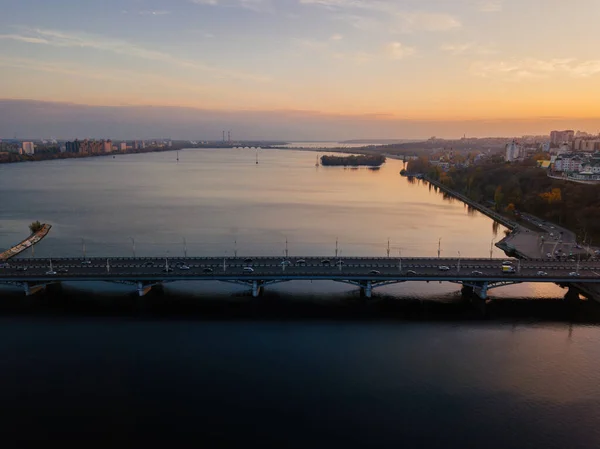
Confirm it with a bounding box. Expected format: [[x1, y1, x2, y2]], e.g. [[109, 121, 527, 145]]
[[65, 140, 81, 153], [505, 141, 521, 162], [550, 130, 574, 145], [103, 140, 113, 153], [21, 142, 35, 154], [120, 142, 127, 151]]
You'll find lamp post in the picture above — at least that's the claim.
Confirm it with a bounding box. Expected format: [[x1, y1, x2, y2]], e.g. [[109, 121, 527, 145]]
[[183, 237, 187, 258], [234, 240, 237, 258], [387, 238, 390, 258], [285, 238, 289, 259], [338, 250, 343, 272], [490, 237, 495, 260], [130, 237, 136, 258], [82, 238, 86, 260], [335, 238, 338, 259], [223, 251, 227, 272], [398, 249, 402, 272], [438, 238, 441, 258], [457, 251, 461, 273]]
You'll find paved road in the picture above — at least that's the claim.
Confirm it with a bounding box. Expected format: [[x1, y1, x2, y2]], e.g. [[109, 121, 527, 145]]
[[2, 257, 600, 283]]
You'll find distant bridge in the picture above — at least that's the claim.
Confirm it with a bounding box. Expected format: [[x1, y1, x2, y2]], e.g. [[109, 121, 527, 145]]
[[1, 256, 599, 300]]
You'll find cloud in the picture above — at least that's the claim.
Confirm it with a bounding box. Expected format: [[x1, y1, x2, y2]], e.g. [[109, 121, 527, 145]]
[[477, 1, 503, 12], [330, 33, 343, 41], [0, 27, 270, 83], [386, 42, 416, 60], [470, 58, 600, 80], [190, 0, 272, 12], [300, 1, 461, 33], [138, 10, 172, 15], [441, 42, 495, 56]]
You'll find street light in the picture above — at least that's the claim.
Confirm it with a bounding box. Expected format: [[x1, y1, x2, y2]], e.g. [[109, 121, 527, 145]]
[[335, 238, 339, 259], [457, 251, 461, 273], [81, 238, 86, 260], [490, 237, 495, 260], [223, 251, 228, 272], [338, 250, 343, 272], [130, 237, 136, 258], [438, 238, 442, 258], [387, 238, 390, 258], [398, 249, 402, 272], [183, 237, 187, 258]]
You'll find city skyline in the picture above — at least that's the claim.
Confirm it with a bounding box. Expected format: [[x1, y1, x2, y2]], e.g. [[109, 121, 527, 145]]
[[1, 0, 600, 139]]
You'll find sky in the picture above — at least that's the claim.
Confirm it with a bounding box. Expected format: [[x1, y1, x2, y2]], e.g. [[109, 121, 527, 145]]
[[1, 0, 600, 140]]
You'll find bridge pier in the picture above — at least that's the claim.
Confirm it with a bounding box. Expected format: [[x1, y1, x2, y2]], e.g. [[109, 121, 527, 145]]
[[137, 281, 162, 297], [473, 282, 489, 300], [23, 281, 60, 296], [359, 281, 373, 298], [564, 287, 581, 302], [252, 281, 264, 297]]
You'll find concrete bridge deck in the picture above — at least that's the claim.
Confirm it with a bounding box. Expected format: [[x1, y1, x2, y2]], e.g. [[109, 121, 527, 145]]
[[1, 256, 599, 299]]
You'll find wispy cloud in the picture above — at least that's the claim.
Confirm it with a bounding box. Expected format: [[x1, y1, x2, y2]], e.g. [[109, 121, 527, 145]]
[[386, 42, 416, 60], [190, 0, 272, 12], [471, 58, 600, 80], [476, 1, 503, 12], [138, 10, 172, 16], [0, 27, 270, 83], [300, 0, 461, 33], [441, 42, 496, 56]]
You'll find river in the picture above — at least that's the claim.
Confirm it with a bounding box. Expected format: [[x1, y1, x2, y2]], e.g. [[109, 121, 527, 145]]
[[0, 148, 599, 447]]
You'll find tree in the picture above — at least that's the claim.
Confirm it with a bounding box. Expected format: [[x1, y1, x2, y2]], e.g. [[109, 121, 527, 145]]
[[29, 221, 43, 234]]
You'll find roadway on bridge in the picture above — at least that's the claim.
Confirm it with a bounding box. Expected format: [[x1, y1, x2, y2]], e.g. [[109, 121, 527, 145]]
[[2, 257, 600, 282]]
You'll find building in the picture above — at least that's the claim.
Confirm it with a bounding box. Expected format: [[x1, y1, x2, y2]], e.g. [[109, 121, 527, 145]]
[[554, 155, 583, 172], [21, 142, 35, 154], [505, 141, 521, 162], [103, 140, 112, 153], [550, 130, 574, 145], [65, 140, 81, 154], [120, 142, 127, 151]]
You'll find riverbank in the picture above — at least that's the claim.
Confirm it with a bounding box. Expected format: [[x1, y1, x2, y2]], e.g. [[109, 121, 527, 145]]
[[0, 223, 51, 260]]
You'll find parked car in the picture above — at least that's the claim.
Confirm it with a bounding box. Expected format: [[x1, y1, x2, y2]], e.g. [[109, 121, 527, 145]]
[[203, 267, 213, 273], [537, 271, 548, 276], [243, 267, 254, 273], [569, 272, 580, 277], [471, 270, 483, 275], [406, 270, 417, 275], [438, 266, 450, 271], [369, 270, 381, 275]]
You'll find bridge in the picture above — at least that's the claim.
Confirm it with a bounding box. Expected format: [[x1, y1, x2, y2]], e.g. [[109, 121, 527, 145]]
[[1, 256, 599, 300]]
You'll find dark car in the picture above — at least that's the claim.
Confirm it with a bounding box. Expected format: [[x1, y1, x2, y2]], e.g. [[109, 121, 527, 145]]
[[16, 266, 28, 272], [369, 270, 381, 275], [244, 258, 253, 264], [471, 270, 483, 275], [203, 267, 214, 273], [406, 270, 417, 275], [321, 259, 331, 266], [295, 259, 306, 266]]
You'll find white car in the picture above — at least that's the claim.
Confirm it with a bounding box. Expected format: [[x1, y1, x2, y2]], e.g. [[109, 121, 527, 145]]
[[569, 272, 580, 277], [438, 266, 450, 271], [243, 267, 254, 273], [537, 271, 548, 276], [546, 253, 553, 258], [178, 265, 190, 270]]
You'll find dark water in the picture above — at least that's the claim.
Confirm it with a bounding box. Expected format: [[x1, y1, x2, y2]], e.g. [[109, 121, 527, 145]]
[[1, 150, 600, 446], [1, 319, 599, 448]]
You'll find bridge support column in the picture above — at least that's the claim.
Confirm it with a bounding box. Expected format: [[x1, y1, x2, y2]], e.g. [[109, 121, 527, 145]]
[[137, 281, 162, 297], [360, 281, 372, 298], [473, 282, 489, 300], [23, 282, 55, 296], [564, 287, 581, 302], [252, 281, 264, 297]]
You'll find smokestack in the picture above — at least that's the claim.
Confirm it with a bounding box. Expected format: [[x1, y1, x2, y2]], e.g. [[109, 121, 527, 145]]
[[222, 130, 225, 142], [228, 131, 231, 142]]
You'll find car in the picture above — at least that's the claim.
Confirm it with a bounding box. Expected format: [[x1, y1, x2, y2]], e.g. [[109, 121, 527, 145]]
[[178, 265, 190, 270], [280, 260, 292, 266], [16, 266, 27, 272], [46, 270, 57, 275], [369, 270, 381, 275], [81, 260, 92, 265], [546, 253, 553, 258], [406, 270, 417, 275], [321, 259, 331, 266], [57, 268, 68, 273], [203, 267, 214, 273], [244, 258, 253, 264], [243, 267, 254, 273], [438, 266, 450, 271], [537, 271, 548, 276], [502, 261, 513, 266], [295, 259, 306, 266], [569, 272, 580, 277], [471, 270, 483, 275]]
